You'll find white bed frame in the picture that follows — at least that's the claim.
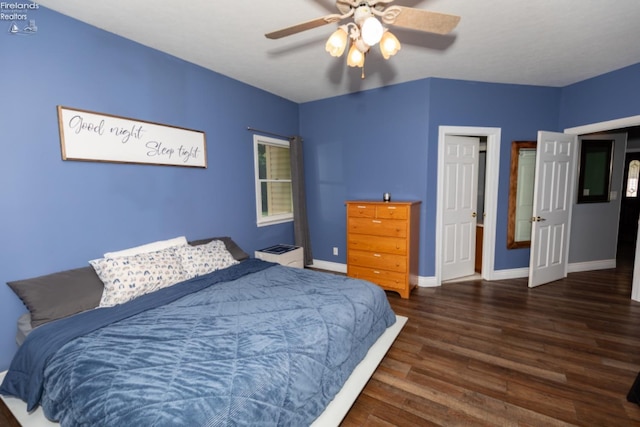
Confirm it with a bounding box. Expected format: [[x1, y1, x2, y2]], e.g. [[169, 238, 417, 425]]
[[1, 315, 407, 427]]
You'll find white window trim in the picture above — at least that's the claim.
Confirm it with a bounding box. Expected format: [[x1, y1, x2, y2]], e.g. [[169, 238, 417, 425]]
[[253, 134, 293, 227]]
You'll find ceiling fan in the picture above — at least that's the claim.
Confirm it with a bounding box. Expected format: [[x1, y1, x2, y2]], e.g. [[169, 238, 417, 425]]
[[266, 0, 461, 77]]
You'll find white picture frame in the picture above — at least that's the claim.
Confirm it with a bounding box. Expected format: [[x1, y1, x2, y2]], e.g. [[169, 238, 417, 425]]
[[57, 106, 207, 168]]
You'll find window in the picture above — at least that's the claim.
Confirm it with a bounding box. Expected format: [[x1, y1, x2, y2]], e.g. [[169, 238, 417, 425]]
[[626, 160, 640, 198], [576, 139, 613, 204], [254, 135, 293, 226]]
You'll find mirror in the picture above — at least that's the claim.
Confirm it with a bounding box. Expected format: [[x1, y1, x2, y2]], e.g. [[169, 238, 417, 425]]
[[577, 139, 613, 203], [507, 141, 536, 249]]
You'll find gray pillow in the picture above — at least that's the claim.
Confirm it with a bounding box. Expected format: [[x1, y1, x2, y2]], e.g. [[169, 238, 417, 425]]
[[7, 237, 247, 329], [188, 237, 249, 261], [16, 312, 32, 346], [7, 266, 104, 328]]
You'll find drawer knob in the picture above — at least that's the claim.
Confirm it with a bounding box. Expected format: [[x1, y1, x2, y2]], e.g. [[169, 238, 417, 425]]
[[372, 220, 382, 224]]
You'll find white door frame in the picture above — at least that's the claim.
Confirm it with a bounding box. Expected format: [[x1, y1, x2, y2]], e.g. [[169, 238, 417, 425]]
[[634, 224, 640, 302], [436, 126, 501, 286], [566, 114, 640, 302]]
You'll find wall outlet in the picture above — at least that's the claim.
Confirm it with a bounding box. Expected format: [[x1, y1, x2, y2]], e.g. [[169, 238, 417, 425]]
[[333, 247, 339, 256]]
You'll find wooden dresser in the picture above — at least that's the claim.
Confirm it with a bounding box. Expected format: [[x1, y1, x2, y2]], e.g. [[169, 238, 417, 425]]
[[346, 200, 421, 299]]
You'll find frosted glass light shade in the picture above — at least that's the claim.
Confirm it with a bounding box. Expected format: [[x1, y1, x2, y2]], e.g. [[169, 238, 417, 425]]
[[325, 28, 348, 57], [380, 31, 401, 59], [347, 44, 365, 67], [361, 17, 383, 46]]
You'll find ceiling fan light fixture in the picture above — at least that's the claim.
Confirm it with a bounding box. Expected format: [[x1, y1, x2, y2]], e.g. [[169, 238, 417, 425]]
[[325, 27, 348, 57], [380, 31, 401, 59], [361, 16, 383, 46], [266, 1, 460, 77], [347, 44, 365, 68]]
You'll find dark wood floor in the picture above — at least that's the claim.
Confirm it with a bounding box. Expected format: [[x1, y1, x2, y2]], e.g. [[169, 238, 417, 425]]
[[0, 399, 20, 427], [343, 246, 640, 426], [2, 250, 640, 427]]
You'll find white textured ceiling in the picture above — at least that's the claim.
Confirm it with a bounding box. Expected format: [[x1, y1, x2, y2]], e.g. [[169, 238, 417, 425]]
[[34, 0, 640, 103]]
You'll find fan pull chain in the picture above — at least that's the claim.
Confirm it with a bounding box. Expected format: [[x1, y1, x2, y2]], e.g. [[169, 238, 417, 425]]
[[361, 52, 366, 79]]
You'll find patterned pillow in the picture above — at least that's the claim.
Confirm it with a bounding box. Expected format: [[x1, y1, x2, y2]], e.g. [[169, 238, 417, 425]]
[[175, 239, 239, 278], [104, 236, 187, 258], [91, 248, 189, 307]]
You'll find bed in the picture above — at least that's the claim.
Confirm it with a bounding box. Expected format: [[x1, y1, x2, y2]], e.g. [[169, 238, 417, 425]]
[[0, 237, 405, 426]]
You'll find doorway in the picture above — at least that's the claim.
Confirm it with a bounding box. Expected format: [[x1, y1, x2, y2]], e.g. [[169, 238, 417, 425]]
[[616, 137, 640, 271], [566, 116, 640, 302], [436, 126, 501, 286], [618, 151, 640, 247]]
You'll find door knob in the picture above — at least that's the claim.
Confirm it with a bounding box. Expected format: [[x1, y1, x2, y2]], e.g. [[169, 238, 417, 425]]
[[531, 216, 546, 222], [471, 212, 477, 218]]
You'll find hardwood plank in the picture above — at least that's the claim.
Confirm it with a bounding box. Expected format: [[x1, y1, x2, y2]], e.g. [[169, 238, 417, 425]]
[[342, 248, 640, 426], [0, 399, 20, 427]]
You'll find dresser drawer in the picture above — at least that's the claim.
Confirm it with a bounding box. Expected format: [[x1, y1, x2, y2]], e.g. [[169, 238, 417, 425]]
[[348, 266, 407, 291], [348, 203, 409, 220], [376, 204, 408, 220], [347, 203, 376, 218], [348, 249, 407, 272], [347, 234, 407, 255], [348, 217, 407, 237]]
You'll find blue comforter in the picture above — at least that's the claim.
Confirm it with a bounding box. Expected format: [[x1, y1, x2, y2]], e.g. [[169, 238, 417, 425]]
[[1, 259, 396, 426]]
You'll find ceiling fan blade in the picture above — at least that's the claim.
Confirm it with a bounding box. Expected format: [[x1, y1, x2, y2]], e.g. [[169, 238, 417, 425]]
[[391, 6, 460, 35], [265, 14, 342, 39]]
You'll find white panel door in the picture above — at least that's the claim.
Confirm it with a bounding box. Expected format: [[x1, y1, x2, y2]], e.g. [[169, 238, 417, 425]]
[[442, 135, 479, 281], [529, 131, 577, 287]]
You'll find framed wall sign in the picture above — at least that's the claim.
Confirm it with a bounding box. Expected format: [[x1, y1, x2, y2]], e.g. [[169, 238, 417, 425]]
[[57, 106, 207, 168]]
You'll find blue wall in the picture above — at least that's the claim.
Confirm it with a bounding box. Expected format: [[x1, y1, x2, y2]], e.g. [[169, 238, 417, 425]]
[[300, 79, 561, 274], [559, 63, 640, 266], [300, 66, 640, 277], [299, 81, 431, 264], [426, 79, 561, 271], [559, 62, 640, 129], [0, 8, 298, 370]]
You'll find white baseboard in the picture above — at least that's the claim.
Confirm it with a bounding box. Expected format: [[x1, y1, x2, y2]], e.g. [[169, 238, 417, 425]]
[[490, 267, 529, 281], [311, 259, 616, 287], [487, 260, 616, 280], [567, 259, 616, 273], [309, 260, 347, 274], [418, 276, 439, 287]]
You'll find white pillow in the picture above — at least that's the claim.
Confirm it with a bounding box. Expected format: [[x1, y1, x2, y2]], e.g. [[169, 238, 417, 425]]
[[104, 236, 187, 258], [175, 239, 239, 278], [91, 248, 189, 307]]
